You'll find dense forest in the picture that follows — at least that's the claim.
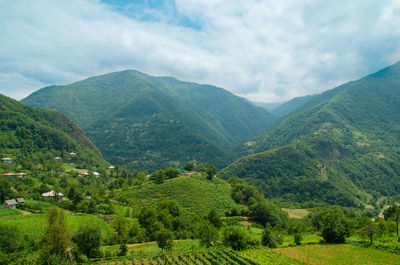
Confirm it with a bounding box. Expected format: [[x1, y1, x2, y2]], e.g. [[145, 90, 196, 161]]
[[22, 70, 275, 171], [221, 61, 400, 207]]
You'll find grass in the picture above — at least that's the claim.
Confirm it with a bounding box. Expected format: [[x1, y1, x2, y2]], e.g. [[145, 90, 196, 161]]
[[281, 233, 322, 247], [282, 208, 310, 219], [239, 248, 303, 264], [0, 208, 22, 217], [118, 176, 242, 214], [0, 212, 114, 243], [275, 244, 400, 265]]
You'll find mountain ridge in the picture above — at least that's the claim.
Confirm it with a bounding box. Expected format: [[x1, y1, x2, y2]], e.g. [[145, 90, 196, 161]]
[[22, 70, 274, 170]]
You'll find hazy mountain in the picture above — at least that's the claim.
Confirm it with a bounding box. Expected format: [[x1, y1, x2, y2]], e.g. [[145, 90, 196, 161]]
[[0, 94, 104, 166], [253, 102, 283, 112], [220, 61, 400, 207], [271, 94, 316, 118], [23, 70, 274, 170]]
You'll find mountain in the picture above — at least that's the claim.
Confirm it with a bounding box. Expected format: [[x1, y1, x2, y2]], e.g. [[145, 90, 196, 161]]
[[0, 94, 104, 167], [271, 94, 316, 118], [253, 102, 283, 112], [220, 61, 400, 207], [22, 70, 274, 170]]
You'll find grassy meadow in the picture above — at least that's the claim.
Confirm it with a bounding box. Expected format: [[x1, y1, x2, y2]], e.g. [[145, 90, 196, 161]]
[[117, 176, 242, 214], [275, 244, 400, 265]]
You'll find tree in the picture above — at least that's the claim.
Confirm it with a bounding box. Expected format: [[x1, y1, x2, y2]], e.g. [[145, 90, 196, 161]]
[[206, 165, 217, 181], [0, 177, 11, 202], [316, 209, 350, 243], [207, 209, 222, 228], [196, 221, 219, 247], [73, 223, 102, 258], [0, 224, 23, 253], [155, 228, 174, 252], [39, 208, 71, 264], [383, 204, 400, 237], [151, 170, 164, 184], [184, 162, 195, 172], [164, 168, 181, 179], [261, 224, 278, 248], [112, 215, 130, 242], [222, 226, 249, 250], [358, 218, 378, 245]]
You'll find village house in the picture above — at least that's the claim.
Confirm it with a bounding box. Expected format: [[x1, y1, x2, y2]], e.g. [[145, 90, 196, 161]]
[[16, 198, 25, 204], [1, 158, 14, 164], [2, 172, 27, 178], [42, 190, 64, 200], [93, 171, 100, 177], [2, 199, 17, 209]]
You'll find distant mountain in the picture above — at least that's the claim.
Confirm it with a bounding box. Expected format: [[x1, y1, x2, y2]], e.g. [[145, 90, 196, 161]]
[[23, 70, 274, 170], [253, 102, 283, 112], [220, 61, 400, 207], [271, 94, 316, 118], [0, 94, 104, 167]]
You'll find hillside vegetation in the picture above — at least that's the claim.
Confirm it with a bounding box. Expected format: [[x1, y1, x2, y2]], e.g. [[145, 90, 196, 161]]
[[115, 175, 243, 214], [0, 94, 104, 167], [22, 70, 274, 170], [222, 61, 400, 207]]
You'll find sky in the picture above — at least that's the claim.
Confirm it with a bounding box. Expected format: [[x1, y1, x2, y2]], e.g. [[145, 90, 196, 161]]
[[0, 0, 400, 103]]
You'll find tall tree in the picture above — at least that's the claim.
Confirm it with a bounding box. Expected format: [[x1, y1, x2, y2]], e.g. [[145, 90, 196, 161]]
[[73, 223, 102, 258], [39, 208, 71, 264]]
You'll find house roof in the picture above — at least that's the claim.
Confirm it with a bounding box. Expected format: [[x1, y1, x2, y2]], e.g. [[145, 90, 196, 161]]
[[93, 172, 100, 176], [2, 173, 17, 176], [3, 199, 17, 205], [16, 198, 24, 203], [42, 190, 64, 197]]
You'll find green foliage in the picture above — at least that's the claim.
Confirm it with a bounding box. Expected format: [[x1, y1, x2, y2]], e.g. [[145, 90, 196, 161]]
[[39, 208, 70, 264], [155, 228, 174, 251], [0, 94, 105, 169], [222, 226, 250, 250], [184, 161, 195, 171], [117, 176, 242, 214], [0, 224, 23, 253], [73, 223, 102, 258], [0, 177, 11, 202], [195, 221, 219, 247], [312, 208, 350, 243], [261, 224, 279, 248], [222, 62, 400, 207]]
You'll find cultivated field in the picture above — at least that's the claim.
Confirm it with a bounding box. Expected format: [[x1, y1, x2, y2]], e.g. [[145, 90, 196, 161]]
[[275, 244, 400, 265]]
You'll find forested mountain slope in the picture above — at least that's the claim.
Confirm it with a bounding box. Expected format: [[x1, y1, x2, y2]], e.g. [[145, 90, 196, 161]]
[[22, 70, 274, 170], [221, 61, 400, 207], [0, 94, 104, 167]]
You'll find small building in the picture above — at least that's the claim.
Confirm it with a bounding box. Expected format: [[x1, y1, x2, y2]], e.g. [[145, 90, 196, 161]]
[[108, 166, 115, 170], [69, 152, 77, 156], [2, 199, 17, 209], [2, 173, 17, 178], [42, 190, 64, 200], [16, 198, 25, 204], [2, 158, 14, 164], [17, 173, 26, 178], [54, 157, 62, 160], [93, 172, 100, 177]]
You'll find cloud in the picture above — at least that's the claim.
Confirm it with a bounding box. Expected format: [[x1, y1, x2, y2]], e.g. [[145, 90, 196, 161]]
[[0, 0, 399, 102]]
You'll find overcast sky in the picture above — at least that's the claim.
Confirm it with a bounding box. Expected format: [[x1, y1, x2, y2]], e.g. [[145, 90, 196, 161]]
[[1, 0, 400, 102]]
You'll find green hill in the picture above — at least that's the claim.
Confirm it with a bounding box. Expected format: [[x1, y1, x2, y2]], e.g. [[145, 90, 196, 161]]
[[221, 61, 400, 207], [271, 94, 316, 118], [115, 175, 243, 214], [22, 70, 274, 170], [0, 94, 104, 167]]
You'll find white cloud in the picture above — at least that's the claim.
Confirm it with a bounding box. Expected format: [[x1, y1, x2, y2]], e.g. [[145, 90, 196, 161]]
[[0, 0, 399, 102]]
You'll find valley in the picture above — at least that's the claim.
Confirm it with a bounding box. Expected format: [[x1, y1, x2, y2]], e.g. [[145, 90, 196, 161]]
[[1, 62, 400, 264]]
